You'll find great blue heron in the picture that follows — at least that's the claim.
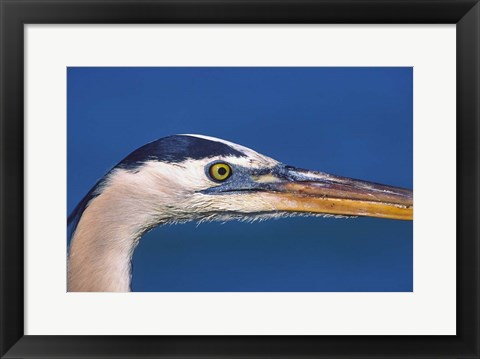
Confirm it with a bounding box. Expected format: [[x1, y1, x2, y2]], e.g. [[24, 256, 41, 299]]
[[67, 134, 413, 292]]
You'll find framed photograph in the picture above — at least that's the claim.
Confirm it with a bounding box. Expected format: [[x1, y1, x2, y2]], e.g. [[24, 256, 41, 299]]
[[1, 1, 478, 358]]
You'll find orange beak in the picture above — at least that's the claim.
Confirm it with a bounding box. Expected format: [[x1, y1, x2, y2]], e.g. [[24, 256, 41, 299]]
[[253, 167, 413, 220]]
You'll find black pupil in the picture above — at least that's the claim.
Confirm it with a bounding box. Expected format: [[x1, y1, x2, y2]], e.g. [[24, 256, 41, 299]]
[[218, 167, 227, 176]]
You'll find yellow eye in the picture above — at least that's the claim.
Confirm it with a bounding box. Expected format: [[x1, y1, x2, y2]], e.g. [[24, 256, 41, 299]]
[[209, 163, 232, 181]]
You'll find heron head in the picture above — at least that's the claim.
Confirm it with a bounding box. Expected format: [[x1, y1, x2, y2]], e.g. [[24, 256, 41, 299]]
[[93, 134, 412, 227], [67, 134, 413, 292]]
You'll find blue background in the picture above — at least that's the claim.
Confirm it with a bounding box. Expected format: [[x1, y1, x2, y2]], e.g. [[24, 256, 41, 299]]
[[67, 67, 413, 292]]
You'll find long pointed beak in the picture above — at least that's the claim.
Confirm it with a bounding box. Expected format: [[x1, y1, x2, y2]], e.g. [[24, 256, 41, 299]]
[[254, 166, 413, 220]]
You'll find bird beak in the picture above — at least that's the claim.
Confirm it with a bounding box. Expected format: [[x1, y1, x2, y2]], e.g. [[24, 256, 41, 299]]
[[253, 166, 413, 220]]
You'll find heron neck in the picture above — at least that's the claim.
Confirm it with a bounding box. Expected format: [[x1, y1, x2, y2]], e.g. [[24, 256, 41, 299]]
[[67, 184, 158, 292]]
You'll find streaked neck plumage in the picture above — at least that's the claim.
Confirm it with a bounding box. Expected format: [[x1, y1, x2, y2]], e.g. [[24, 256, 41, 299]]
[[67, 168, 166, 292], [67, 202, 138, 292]]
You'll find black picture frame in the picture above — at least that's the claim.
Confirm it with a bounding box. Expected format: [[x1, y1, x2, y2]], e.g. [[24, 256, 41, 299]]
[[1, 1, 479, 358]]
